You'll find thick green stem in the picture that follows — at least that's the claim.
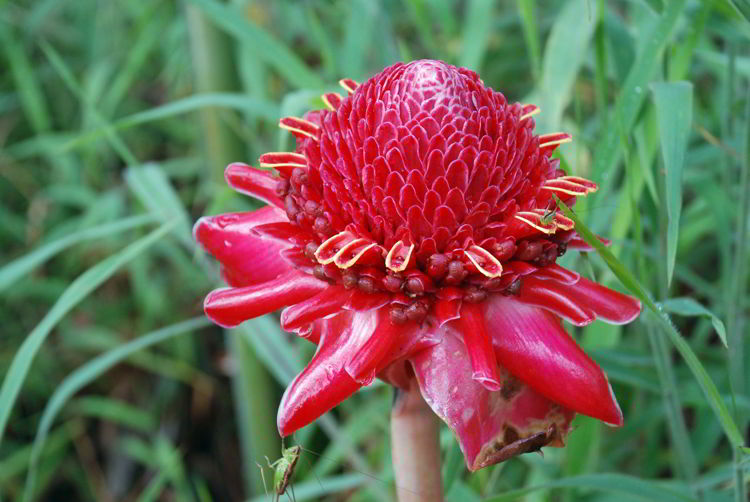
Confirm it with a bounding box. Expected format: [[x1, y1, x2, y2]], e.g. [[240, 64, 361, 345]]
[[391, 383, 444, 502]]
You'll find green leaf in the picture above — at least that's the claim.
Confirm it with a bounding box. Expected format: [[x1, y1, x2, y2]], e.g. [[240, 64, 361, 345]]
[[184, 0, 323, 89], [651, 81, 693, 286], [661, 297, 727, 347], [20, 317, 210, 502], [483, 473, 694, 502], [0, 222, 176, 451], [554, 196, 745, 448], [0, 214, 156, 293], [66, 396, 157, 432], [63, 93, 279, 152], [532, 0, 598, 132], [125, 164, 191, 246], [459, 0, 494, 72], [516, 0, 541, 80], [590, 0, 687, 230]]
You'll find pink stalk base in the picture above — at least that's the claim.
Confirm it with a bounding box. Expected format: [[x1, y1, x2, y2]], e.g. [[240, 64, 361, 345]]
[[391, 382, 444, 502]]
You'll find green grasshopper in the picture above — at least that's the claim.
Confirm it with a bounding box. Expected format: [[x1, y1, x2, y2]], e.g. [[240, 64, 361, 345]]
[[540, 207, 556, 226], [258, 445, 302, 502]]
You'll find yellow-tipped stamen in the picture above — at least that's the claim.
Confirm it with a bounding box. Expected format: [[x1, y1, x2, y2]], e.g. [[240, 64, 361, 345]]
[[322, 92, 343, 111], [333, 241, 378, 269], [315, 231, 354, 265], [279, 117, 320, 141], [339, 78, 359, 94], [464, 245, 503, 278], [539, 133, 572, 149], [553, 214, 574, 231], [259, 161, 306, 169], [542, 180, 593, 197], [385, 241, 414, 273], [520, 105, 541, 121], [557, 176, 598, 192]]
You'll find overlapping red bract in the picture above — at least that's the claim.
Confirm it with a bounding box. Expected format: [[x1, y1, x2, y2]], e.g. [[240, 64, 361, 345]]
[[196, 60, 641, 470]]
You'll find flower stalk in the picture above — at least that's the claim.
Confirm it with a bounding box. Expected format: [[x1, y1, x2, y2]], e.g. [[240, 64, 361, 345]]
[[391, 384, 444, 502]]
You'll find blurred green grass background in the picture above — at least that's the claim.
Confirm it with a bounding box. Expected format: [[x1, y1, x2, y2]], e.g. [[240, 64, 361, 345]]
[[1, 0, 749, 501]]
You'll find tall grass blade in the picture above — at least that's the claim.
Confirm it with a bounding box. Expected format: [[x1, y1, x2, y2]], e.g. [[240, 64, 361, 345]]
[[0, 215, 156, 293], [483, 473, 695, 502], [184, 0, 323, 89], [20, 317, 210, 502], [651, 81, 693, 286], [590, 0, 687, 229], [532, 0, 597, 132], [0, 222, 176, 449], [459, 0, 494, 72]]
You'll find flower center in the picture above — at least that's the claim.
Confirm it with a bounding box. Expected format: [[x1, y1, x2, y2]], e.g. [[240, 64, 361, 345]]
[[259, 60, 589, 323]]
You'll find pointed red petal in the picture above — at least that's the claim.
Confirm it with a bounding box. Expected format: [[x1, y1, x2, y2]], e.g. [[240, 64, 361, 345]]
[[277, 311, 367, 436], [193, 207, 292, 286], [532, 264, 580, 284], [280, 287, 352, 332], [518, 276, 596, 327], [344, 309, 427, 385], [457, 303, 502, 391], [560, 276, 641, 325], [483, 297, 623, 426], [410, 327, 574, 471], [204, 272, 327, 328], [224, 163, 283, 207]]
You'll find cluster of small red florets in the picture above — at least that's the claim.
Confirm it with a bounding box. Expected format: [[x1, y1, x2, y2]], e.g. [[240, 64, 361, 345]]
[[253, 61, 591, 325]]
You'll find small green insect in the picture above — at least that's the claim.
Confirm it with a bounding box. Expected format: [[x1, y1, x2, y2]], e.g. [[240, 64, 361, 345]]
[[258, 445, 302, 502], [540, 207, 556, 226]]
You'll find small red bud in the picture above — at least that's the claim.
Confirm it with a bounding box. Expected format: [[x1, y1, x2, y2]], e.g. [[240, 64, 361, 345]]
[[505, 278, 522, 296], [342, 271, 358, 289], [405, 277, 425, 295], [304, 242, 318, 260], [275, 179, 290, 197], [358, 276, 376, 294], [313, 265, 328, 282], [515, 240, 542, 261], [382, 275, 403, 292], [405, 301, 428, 323], [427, 253, 449, 279]]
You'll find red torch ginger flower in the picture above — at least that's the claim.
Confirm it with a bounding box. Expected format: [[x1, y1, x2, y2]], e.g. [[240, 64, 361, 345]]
[[195, 60, 641, 470]]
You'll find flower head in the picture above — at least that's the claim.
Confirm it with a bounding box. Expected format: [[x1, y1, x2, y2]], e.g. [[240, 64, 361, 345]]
[[195, 60, 641, 470]]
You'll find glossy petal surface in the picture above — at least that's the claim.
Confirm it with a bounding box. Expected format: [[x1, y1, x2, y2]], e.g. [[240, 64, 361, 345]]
[[484, 296, 623, 425], [411, 326, 574, 471]]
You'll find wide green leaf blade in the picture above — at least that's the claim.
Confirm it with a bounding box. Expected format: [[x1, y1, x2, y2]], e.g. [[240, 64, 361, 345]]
[[651, 81, 693, 285], [459, 0, 494, 72]]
